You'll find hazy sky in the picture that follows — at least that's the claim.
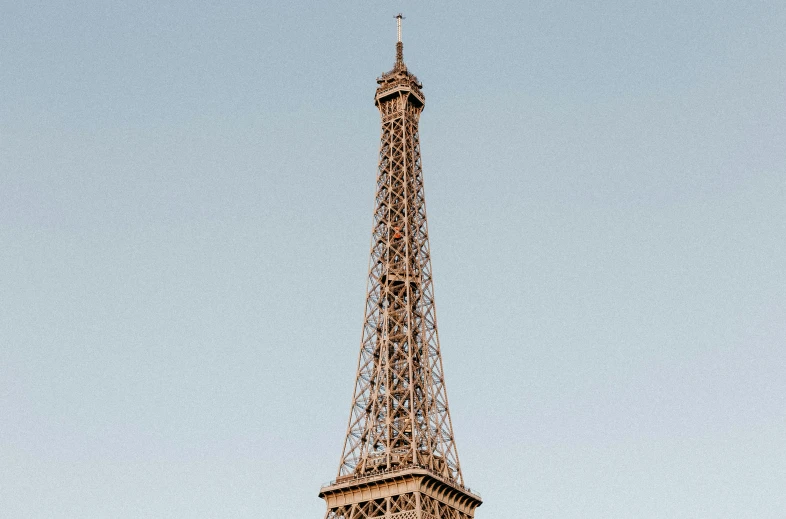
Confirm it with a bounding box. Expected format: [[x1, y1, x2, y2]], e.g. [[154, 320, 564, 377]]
[[1, 1, 784, 518]]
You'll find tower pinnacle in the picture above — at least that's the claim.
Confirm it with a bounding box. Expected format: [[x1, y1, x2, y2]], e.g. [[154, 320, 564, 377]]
[[395, 13, 404, 68]]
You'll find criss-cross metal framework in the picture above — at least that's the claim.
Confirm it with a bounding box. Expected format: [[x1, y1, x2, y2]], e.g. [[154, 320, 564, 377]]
[[319, 16, 482, 519]]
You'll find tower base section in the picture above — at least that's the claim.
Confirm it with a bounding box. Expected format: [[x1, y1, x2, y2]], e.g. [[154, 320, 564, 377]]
[[319, 468, 482, 519]]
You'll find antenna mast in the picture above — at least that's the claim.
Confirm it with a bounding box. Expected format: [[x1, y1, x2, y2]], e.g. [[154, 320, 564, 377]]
[[395, 14, 405, 67]]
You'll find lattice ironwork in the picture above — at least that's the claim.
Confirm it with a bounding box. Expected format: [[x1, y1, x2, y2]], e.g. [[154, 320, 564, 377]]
[[326, 492, 417, 519], [324, 491, 477, 519], [320, 15, 482, 519], [337, 16, 462, 487]]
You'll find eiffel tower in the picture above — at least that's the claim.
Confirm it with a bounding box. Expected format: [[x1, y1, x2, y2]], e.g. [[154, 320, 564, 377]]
[[319, 15, 482, 519]]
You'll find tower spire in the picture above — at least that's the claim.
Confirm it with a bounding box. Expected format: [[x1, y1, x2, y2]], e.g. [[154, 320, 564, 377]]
[[395, 13, 404, 68]]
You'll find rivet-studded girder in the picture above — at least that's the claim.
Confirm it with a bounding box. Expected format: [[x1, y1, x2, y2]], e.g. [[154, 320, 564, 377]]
[[336, 54, 463, 488]]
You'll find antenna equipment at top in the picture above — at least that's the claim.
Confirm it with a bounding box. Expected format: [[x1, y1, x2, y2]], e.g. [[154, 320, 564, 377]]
[[396, 13, 404, 42]]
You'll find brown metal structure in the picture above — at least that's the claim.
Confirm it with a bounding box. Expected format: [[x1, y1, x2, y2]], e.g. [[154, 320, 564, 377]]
[[319, 16, 482, 519]]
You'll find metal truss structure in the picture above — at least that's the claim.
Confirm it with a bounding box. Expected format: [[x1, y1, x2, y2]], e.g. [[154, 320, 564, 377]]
[[319, 16, 482, 519]]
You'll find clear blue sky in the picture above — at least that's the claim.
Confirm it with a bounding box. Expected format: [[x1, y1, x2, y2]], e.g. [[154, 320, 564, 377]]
[[1, 1, 784, 517]]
